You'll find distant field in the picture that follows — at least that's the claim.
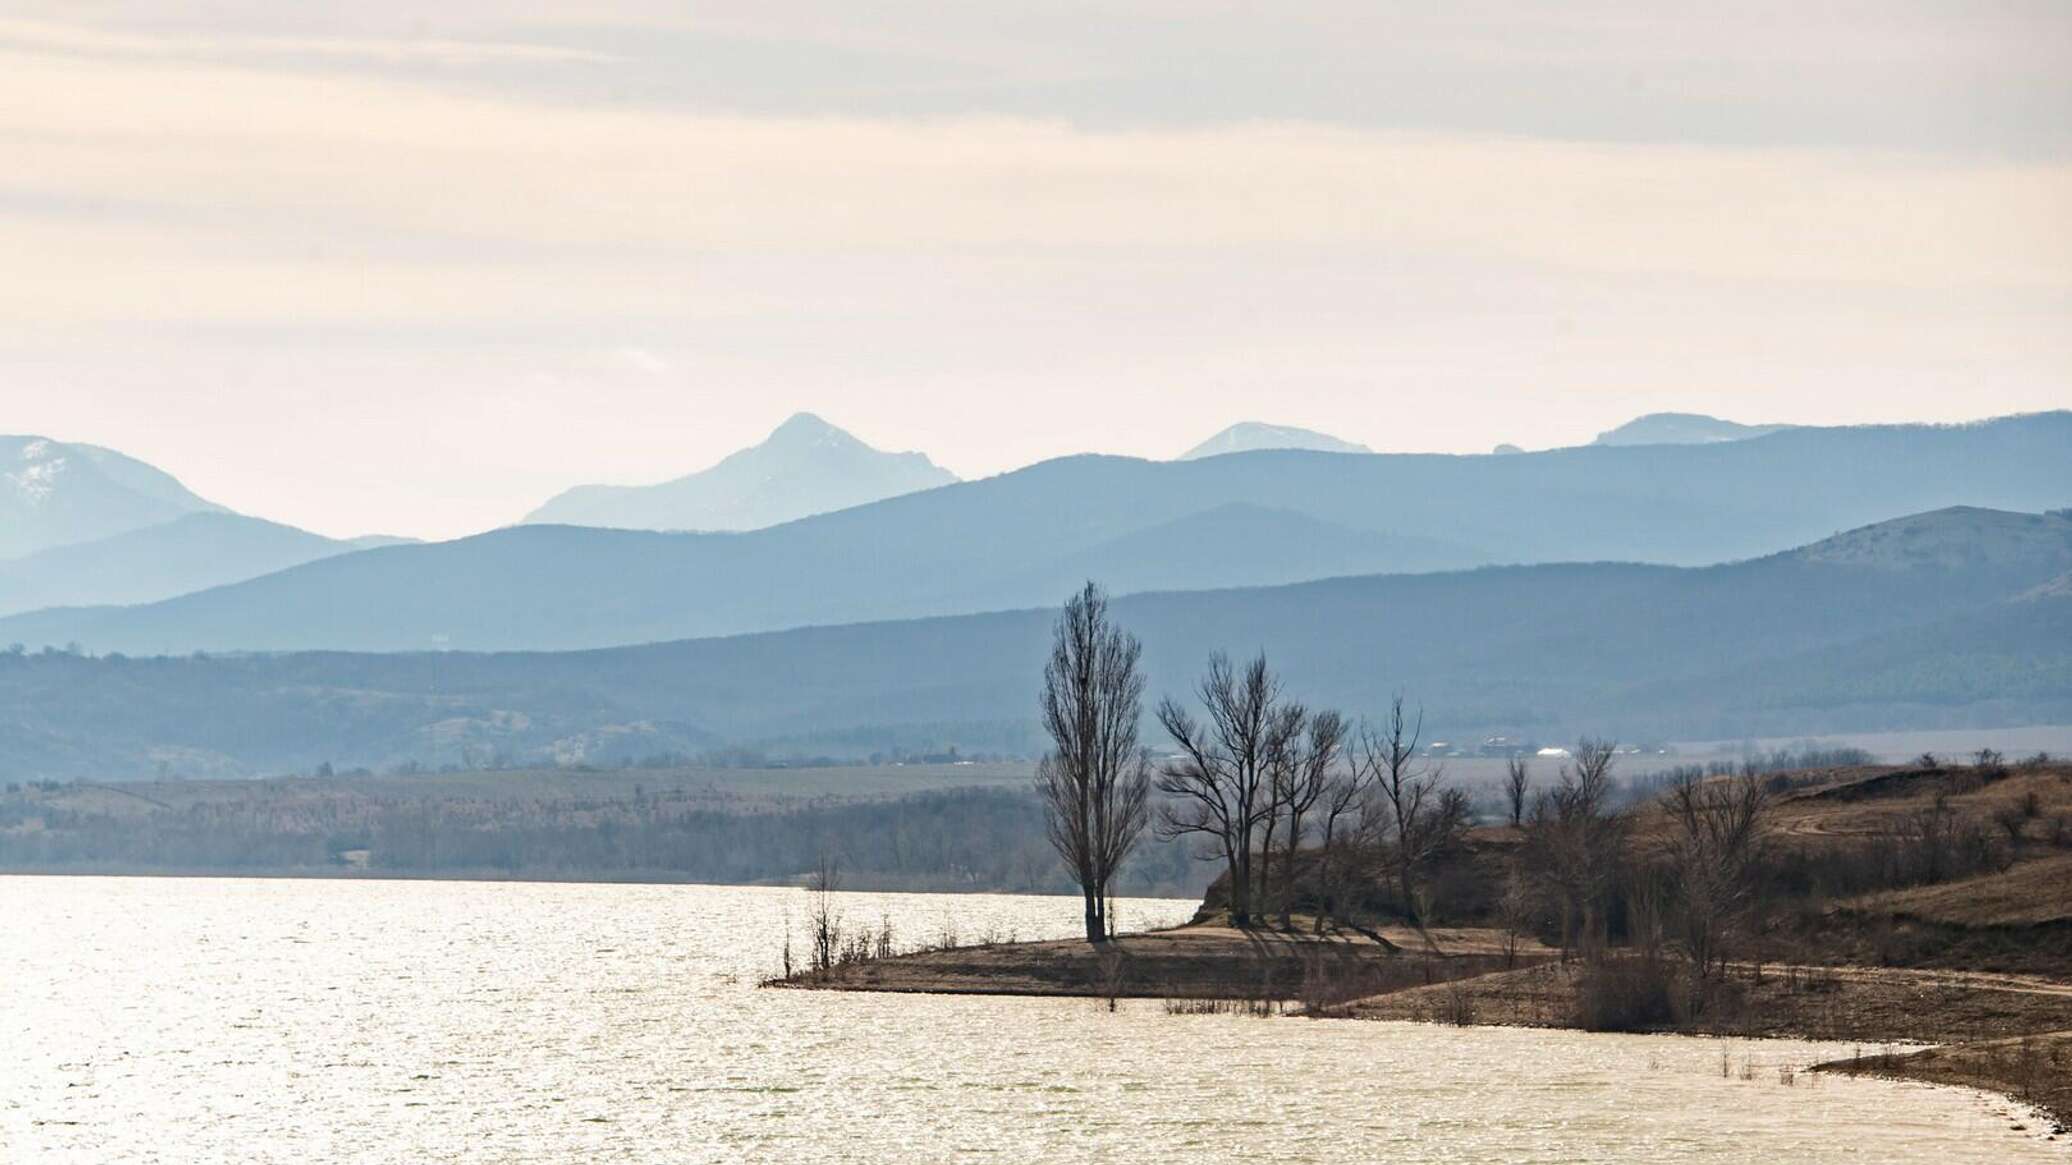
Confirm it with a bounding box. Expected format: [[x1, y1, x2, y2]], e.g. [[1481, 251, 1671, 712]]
[[1671, 725, 2072, 764], [29, 724, 2071, 814], [0, 760, 1212, 894], [33, 762, 1039, 814]]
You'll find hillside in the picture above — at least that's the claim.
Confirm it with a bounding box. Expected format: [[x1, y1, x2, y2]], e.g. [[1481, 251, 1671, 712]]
[[1, 507, 2067, 780], [983, 503, 1486, 597], [0, 513, 404, 618], [1, 436, 223, 558], [5, 412, 2068, 656], [1794, 505, 2072, 572], [523, 412, 956, 531]]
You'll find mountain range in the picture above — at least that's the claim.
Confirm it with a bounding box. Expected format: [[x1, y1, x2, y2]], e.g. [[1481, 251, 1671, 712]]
[[3, 505, 2065, 780], [523, 412, 956, 531], [0, 435, 412, 616], [1, 435, 224, 558], [0, 514, 407, 619], [3, 411, 2065, 656]]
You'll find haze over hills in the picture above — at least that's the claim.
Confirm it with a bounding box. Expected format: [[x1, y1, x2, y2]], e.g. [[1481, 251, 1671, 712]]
[[0, 513, 409, 618], [1, 435, 225, 558], [523, 412, 957, 532], [1592, 413, 1793, 447], [1179, 421, 1371, 459], [3, 412, 2065, 656], [1028, 504, 1485, 595], [3, 506, 2065, 780]]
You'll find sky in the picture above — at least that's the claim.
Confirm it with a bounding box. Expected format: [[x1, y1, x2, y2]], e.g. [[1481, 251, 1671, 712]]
[[1, 2, 2067, 539]]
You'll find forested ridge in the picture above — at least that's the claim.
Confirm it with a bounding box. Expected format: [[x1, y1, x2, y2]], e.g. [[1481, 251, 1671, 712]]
[[2, 507, 2067, 780]]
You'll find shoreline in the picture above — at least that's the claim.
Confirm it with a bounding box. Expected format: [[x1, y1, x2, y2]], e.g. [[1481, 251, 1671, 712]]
[[0, 864, 1203, 899], [776, 922, 2072, 1132]]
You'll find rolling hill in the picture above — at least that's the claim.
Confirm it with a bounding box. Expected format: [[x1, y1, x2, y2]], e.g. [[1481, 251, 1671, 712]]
[[2, 412, 2065, 656], [2, 506, 2066, 780], [0, 513, 407, 618]]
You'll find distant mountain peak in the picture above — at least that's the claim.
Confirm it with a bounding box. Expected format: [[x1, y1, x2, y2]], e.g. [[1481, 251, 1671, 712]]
[[1179, 422, 1371, 460], [523, 414, 957, 532], [0, 435, 223, 558], [1592, 413, 1792, 447], [6, 437, 65, 505], [765, 411, 854, 446]]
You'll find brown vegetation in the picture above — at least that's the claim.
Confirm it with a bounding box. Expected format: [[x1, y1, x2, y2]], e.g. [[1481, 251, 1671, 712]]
[[785, 750, 2072, 1124], [1823, 1031, 2072, 1132], [773, 919, 1545, 1009], [1351, 959, 2072, 1043]]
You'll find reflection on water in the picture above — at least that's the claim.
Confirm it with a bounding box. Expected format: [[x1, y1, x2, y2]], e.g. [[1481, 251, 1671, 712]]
[[0, 876, 2052, 1163]]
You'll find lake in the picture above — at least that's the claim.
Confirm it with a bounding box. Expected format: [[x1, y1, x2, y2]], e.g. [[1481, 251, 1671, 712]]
[[0, 876, 2054, 1162]]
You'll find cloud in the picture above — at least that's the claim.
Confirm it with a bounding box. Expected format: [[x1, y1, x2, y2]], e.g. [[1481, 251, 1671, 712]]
[[1, 35, 2063, 337], [0, 18, 618, 66], [610, 347, 670, 375], [0, 11, 2062, 540]]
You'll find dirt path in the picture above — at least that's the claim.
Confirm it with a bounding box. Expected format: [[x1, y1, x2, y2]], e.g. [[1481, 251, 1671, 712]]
[[1747, 963, 2072, 999]]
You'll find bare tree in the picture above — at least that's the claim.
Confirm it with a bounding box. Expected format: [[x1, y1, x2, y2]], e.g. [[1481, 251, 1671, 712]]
[[1624, 864, 1669, 968], [1356, 697, 1464, 928], [1524, 737, 1624, 963], [1272, 709, 1348, 929], [1661, 770, 1770, 984], [1494, 871, 1533, 968], [1156, 652, 1284, 928], [1255, 702, 1309, 926], [1311, 768, 1366, 934], [807, 852, 843, 977], [1549, 737, 1624, 957], [1036, 582, 1153, 943], [1504, 755, 1531, 828]]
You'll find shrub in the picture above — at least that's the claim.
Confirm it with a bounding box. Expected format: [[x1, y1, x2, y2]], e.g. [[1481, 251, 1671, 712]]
[[1438, 980, 1478, 1027], [1573, 959, 1676, 1032]]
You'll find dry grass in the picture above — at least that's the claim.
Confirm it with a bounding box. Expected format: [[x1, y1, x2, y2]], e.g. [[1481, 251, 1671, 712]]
[[1347, 959, 2072, 1044], [1738, 764, 2072, 842], [1822, 1030, 2072, 1132], [773, 923, 1541, 1004], [1847, 853, 2072, 928]]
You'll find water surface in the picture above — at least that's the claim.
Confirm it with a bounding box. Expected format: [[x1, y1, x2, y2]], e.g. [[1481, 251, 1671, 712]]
[[0, 876, 2053, 1162]]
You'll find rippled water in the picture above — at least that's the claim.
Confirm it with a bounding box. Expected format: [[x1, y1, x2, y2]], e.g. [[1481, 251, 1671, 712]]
[[0, 876, 2054, 1163]]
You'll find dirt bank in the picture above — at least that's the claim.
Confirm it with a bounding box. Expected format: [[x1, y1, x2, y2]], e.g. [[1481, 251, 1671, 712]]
[[1818, 1031, 2072, 1133], [772, 922, 1541, 1000], [1345, 959, 2072, 1044]]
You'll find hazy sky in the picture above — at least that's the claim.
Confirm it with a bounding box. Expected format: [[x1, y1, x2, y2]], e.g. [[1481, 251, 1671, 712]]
[[2, 3, 2068, 539]]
